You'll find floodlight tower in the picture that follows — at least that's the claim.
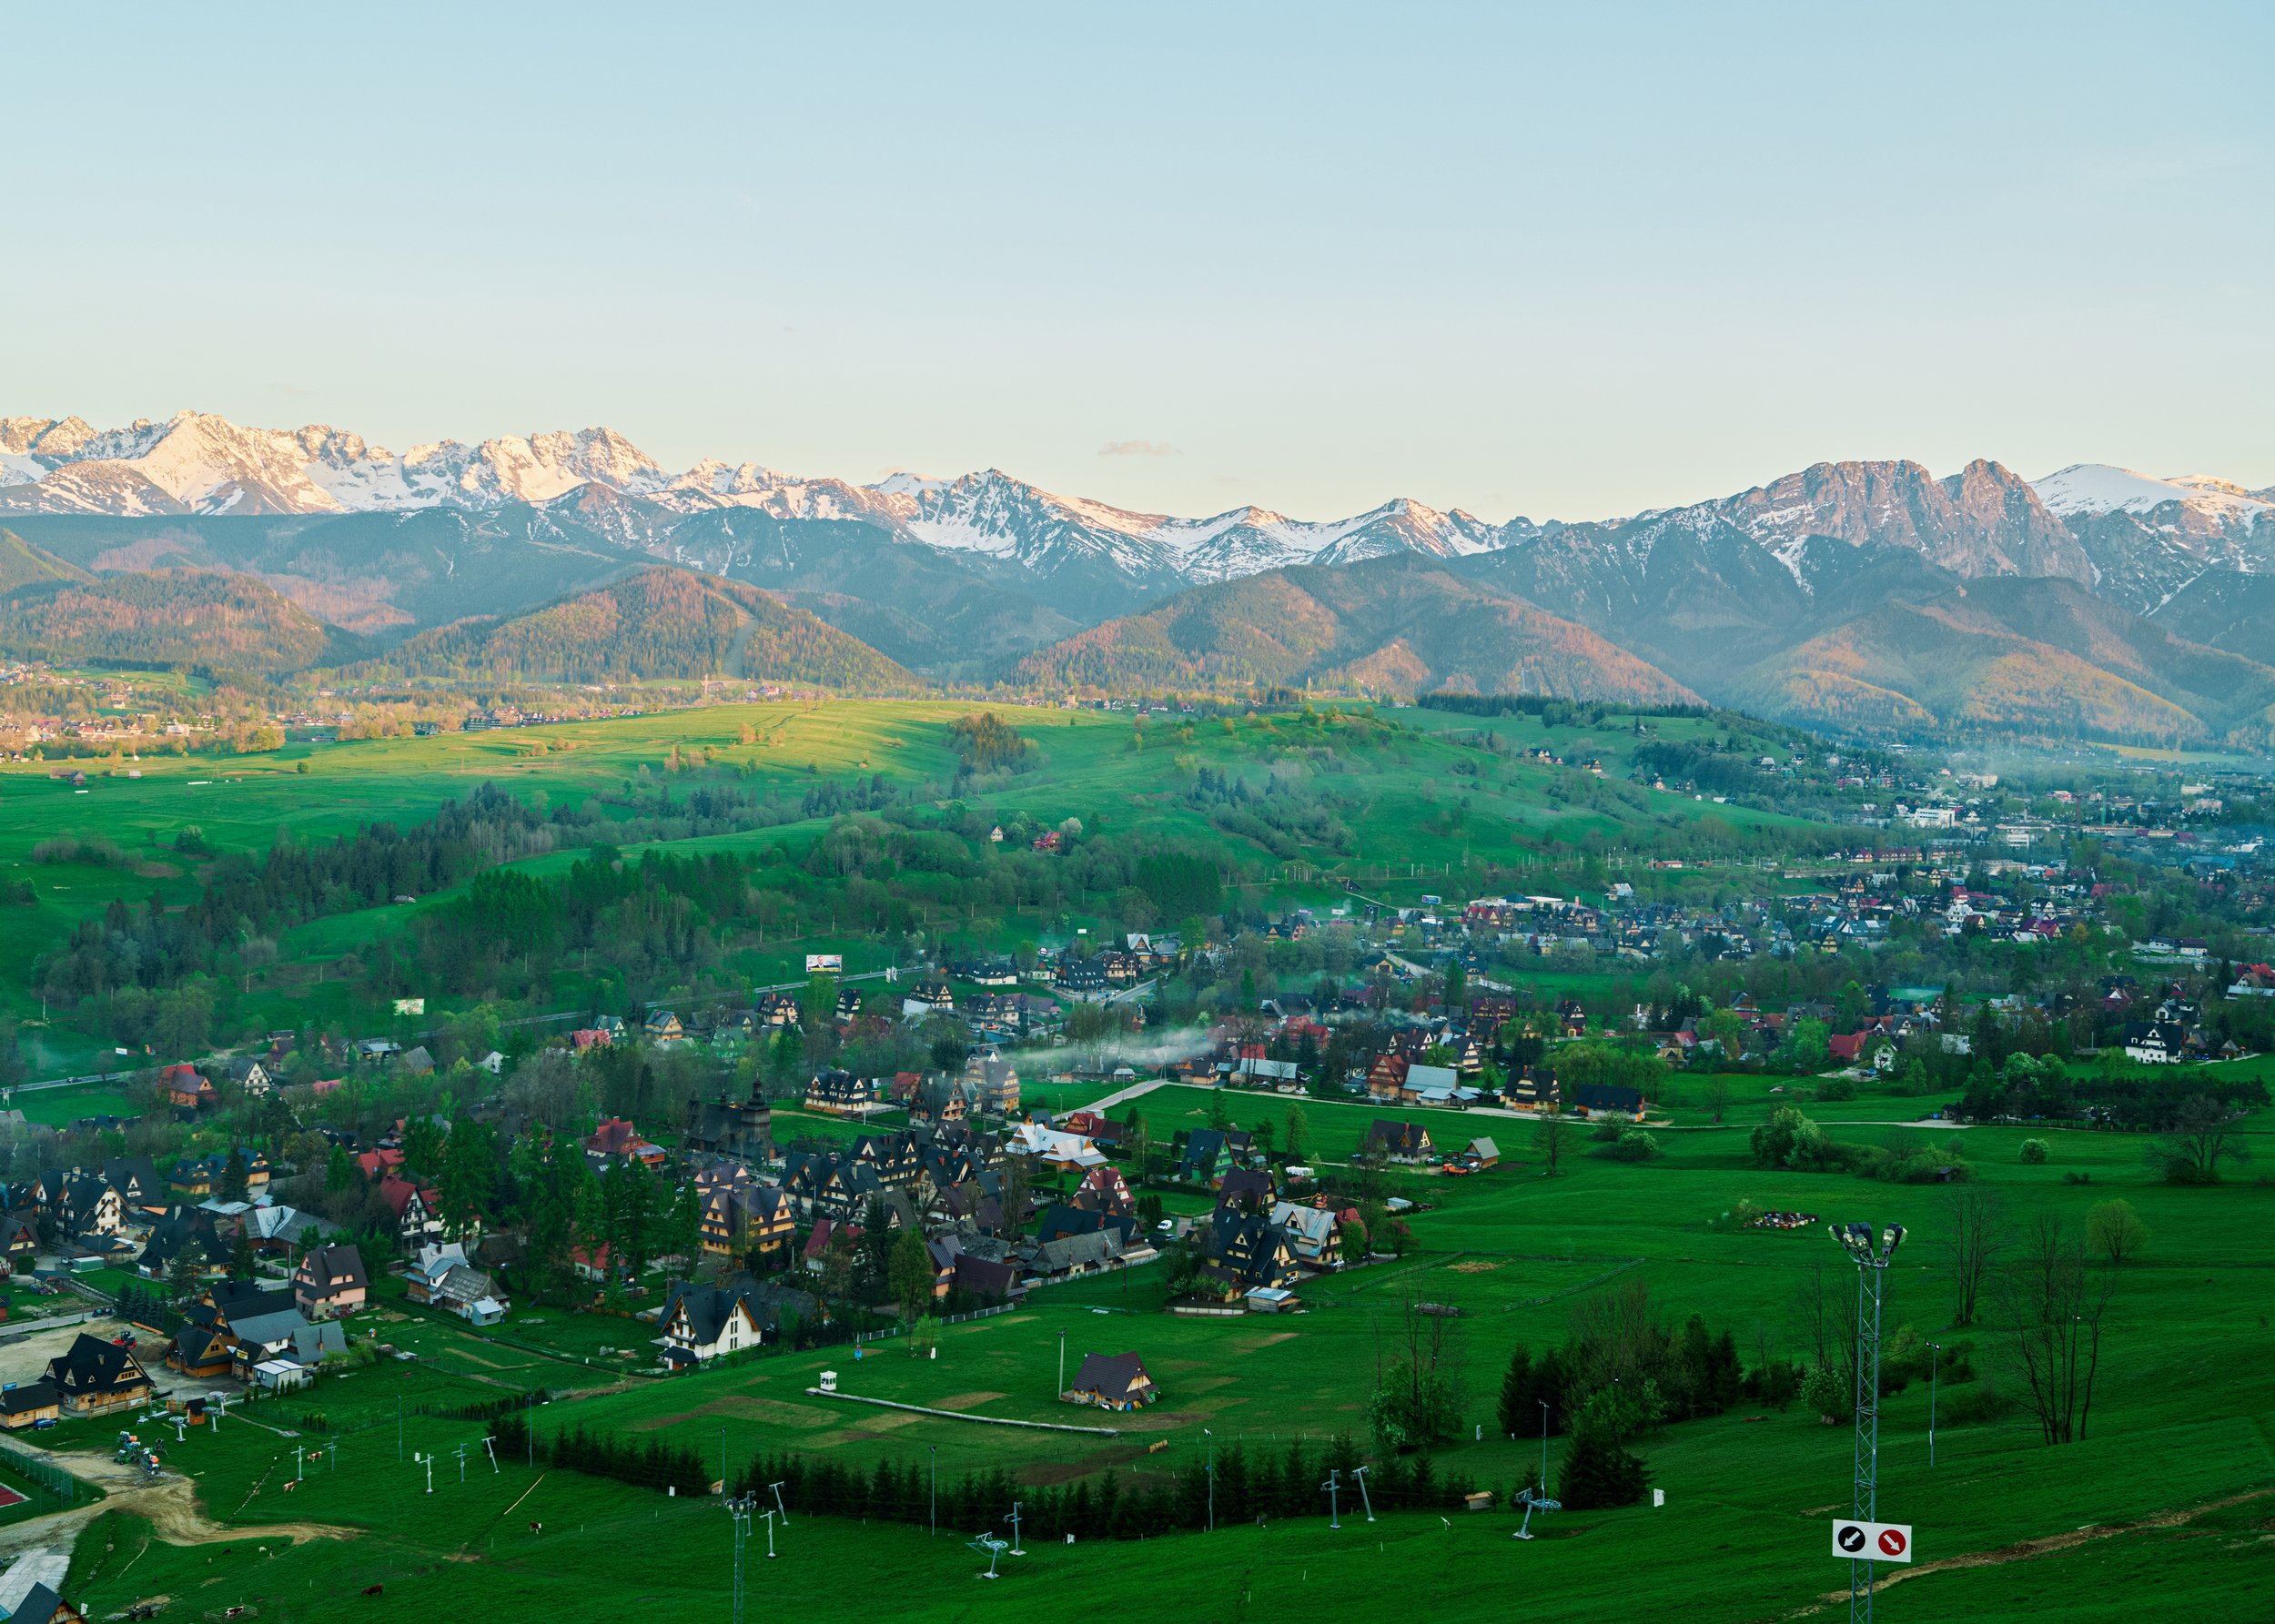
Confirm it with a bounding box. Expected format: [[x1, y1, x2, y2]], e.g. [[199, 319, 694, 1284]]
[[1320, 1469, 1343, 1529], [725, 1493, 759, 1624], [1828, 1221, 1905, 1624], [1351, 1464, 1375, 1523]]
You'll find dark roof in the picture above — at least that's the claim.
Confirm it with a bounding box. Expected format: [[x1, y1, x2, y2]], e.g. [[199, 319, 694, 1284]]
[[1569, 1083, 1643, 1112], [1034, 1204, 1107, 1245], [299, 1244, 369, 1293], [212, 1280, 296, 1323], [46, 1333, 149, 1396], [8, 1583, 70, 1624], [0, 1381, 56, 1415], [951, 1254, 1018, 1299], [1217, 1168, 1275, 1210], [1069, 1351, 1153, 1403]]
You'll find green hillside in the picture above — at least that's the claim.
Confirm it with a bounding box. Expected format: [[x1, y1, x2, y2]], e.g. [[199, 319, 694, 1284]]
[[0, 566, 335, 671], [358, 566, 920, 689], [0, 528, 91, 592], [1727, 590, 2246, 744], [1019, 555, 1699, 702]]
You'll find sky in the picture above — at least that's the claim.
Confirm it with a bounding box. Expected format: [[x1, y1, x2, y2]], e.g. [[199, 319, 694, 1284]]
[[7, 2, 2271, 522]]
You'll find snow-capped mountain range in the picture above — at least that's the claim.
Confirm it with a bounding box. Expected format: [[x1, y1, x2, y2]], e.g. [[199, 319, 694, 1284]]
[[12, 409, 2260, 596]]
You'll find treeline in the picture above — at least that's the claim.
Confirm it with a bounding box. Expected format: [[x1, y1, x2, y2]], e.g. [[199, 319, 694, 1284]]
[[35, 785, 555, 1012], [948, 711, 1034, 774], [493, 1410, 713, 1495], [730, 1434, 1480, 1538], [1493, 1290, 1780, 1509], [1957, 1059, 2269, 1130], [1418, 691, 1715, 724]]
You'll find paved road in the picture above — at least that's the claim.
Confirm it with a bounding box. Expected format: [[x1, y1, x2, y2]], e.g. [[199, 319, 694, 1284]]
[[1077, 1076, 1172, 1115]]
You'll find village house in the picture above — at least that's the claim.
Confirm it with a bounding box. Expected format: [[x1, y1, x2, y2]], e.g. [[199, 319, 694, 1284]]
[[379, 1175, 447, 1250], [1201, 1209, 1302, 1297], [46, 1334, 155, 1416], [404, 1242, 508, 1325], [586, 1118, 668, 1169], [1364, 1120, 1435, 1165], [803, 1070, 885, 1117], [293, 1243, 370, 1320], [1064, 1350, 1158, 1410], [158, 1064, 217, 1110], [0, 1380, 60, 1431], [1270, 1199, 1343, 1266], [653, 1276, 815, 1367]]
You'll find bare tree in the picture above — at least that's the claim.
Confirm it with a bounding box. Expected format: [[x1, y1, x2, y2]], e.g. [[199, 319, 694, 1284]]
[[1788, 1258, 1834, 1371], [1992, 1215, 2115, 1445], [1534, 1111, 1572, 1177], [2148, 1095, 2251, 1184], [1942, 1184, 2006, 1327], [1566, 1276, 1660, 1394]]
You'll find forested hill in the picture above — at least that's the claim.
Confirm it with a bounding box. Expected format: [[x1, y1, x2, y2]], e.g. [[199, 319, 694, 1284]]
[[0, 566, 339, 671], [1018, 554, 1700, 703], [0, 529, 90, 593], [355, 566, 921, 689]]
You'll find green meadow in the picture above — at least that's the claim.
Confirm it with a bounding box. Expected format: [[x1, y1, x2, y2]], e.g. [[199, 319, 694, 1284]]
[[0, 699, 1814, 1044], [40, 1079, 2275, 1622]]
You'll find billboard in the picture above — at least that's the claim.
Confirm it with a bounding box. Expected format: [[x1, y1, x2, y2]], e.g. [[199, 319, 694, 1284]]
[[804, 953, 844, 973], [393, 997, 426, 1016]]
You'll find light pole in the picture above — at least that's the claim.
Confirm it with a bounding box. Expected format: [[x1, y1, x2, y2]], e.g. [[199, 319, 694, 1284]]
[[929, 1445, 937, 1536], [1926, 1341, 1940, 1468], [769, 1479, 789, 1528], [1538, 1398, 1551, 1492], [1205, 1429, 1214, 1532], [1352, 1464, 1375, 1523], [1829, 1221, 1906, 1624], [1320, 1468, 1342, 1529], [1057, 1328, 1066, 1397]]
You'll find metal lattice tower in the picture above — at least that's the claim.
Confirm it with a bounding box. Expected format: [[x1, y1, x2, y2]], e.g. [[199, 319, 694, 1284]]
[[1831, 1222, 1903, 1624], [726, 1493, 757, 1624]]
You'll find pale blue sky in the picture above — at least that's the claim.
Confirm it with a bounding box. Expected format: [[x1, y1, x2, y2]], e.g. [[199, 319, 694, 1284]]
[[8, 3, 2270, 520]]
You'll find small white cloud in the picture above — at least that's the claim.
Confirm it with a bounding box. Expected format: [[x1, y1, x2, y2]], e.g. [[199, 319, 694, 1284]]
[[1098, 439, 1175, 459]]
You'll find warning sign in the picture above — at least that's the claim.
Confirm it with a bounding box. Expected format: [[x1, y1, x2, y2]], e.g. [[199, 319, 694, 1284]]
[[1830, 1519, 1913, 1564]]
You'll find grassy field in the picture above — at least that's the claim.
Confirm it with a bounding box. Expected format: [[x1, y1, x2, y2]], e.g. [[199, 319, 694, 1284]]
[[0, 699, 1819, 1040], [13, 699, 2271, 1617], [36, 1081, 2274, 1620]]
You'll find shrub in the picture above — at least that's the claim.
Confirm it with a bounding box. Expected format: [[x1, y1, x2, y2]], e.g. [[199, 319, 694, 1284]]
[[1816, 1074, 1859, 1102], [1940, 1382, 2015, 1426], [1862, 1139, 1969, 1185], [1595, 1129, 1663, 1163], [2018, 1138, 2049, 1165], [1751, 1105, 1858, 1172], [1800, 1363, 1851, 1424]]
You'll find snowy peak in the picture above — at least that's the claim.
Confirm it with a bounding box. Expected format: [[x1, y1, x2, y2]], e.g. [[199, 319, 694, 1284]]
[[1, 409, 2265, 609], [2033, 463, 2274, 524]]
